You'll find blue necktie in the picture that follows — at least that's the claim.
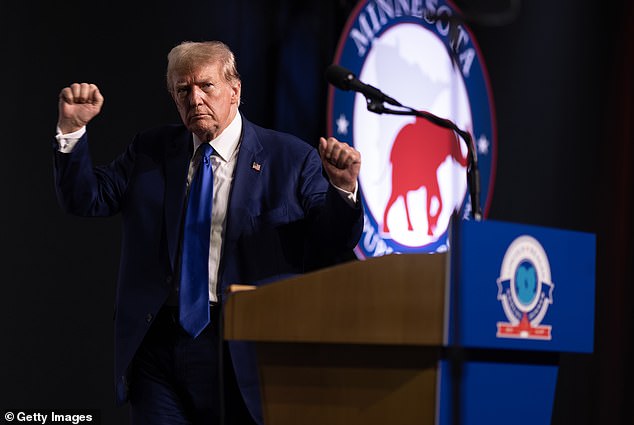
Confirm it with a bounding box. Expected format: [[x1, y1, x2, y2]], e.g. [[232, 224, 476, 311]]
[[179, 143, 214, 338]]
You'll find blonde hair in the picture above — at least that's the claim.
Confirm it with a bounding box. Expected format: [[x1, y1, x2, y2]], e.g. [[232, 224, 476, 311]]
[[166, 41, 241, 92]]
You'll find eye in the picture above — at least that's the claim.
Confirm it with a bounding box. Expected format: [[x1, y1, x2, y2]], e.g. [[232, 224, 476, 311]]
[[201, 82, 214, 92], [175, 87, 189, 98]]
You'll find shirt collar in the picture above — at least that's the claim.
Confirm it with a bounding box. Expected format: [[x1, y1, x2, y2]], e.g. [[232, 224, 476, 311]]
[[192, 111, 242, 162]]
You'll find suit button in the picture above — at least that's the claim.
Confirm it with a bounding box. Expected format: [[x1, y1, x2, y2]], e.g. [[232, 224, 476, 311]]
[[166, 276, 173, 286], [145, 313, 153, 323]]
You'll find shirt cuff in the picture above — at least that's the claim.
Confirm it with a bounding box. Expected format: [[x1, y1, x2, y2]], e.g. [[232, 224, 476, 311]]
[[55, 126, 86, 153], [332, 181, 359, 207]]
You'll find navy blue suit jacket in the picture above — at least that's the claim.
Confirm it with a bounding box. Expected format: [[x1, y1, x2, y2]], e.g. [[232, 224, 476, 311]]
[[53, 115, 363, 423]]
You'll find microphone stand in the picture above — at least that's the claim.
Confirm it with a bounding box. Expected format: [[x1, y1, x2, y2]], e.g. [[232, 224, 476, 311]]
[[364, 95, 480, 425], [365, 97, 483, 221]]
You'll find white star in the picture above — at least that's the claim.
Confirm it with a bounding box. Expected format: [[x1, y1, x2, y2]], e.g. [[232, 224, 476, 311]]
[[336, 114, 349, 136], [477, 134, 490, 155]]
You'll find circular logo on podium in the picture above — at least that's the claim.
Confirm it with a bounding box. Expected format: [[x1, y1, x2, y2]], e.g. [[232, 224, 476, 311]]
[[327, 0, 496, 258], [496, 235, 555, 340]]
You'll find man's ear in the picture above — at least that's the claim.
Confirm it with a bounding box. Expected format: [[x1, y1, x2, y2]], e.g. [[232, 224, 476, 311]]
[[231, 81, 242, 105]]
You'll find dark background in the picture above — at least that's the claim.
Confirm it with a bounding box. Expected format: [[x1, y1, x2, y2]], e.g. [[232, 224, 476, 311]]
[[0, 0, 632, 424]]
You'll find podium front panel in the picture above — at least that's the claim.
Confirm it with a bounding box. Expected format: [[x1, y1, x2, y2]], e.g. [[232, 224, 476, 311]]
[[449, 219, 596, 353], [437, 358, 558, 425]]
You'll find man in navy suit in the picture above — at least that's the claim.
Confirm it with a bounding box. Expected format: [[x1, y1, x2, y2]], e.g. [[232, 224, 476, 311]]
[[54, 41, 363, 425]]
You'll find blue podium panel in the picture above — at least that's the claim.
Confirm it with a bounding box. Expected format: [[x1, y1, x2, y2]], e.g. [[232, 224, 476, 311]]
[[449, 219, 596, 353], [437, 219, 595, 425], [437, 359, 558, 425]]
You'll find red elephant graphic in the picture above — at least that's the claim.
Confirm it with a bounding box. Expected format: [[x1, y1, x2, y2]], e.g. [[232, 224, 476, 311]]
[[383, 116, 468, 236]]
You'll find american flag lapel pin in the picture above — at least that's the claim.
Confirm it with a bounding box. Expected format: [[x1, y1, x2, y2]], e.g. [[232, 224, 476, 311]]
[[252, 161, 261, 172]]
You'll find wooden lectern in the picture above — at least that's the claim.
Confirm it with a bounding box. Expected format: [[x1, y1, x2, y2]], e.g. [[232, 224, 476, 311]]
[[224, 220, 596, 425], [224, 253, 448, 425]]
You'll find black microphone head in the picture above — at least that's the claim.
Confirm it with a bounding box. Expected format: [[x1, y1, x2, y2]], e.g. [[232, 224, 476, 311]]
[[325, 64, 356, 91]]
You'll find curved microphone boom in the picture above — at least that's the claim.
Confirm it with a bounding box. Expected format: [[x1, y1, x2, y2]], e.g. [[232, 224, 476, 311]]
[[325, 64, 402, 107], [325, 63, 483, 221]]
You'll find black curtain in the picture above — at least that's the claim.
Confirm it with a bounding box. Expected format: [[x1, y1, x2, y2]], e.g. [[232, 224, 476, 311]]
[[592, 2, 634, 423]]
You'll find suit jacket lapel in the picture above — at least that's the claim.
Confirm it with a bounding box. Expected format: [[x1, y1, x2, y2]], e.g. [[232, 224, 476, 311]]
[[164, 130, 193, 271], [224, 118, 265, 244]]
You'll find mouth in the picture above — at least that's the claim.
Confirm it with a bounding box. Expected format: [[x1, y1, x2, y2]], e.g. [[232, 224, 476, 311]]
[[189, 113, 211, 121]]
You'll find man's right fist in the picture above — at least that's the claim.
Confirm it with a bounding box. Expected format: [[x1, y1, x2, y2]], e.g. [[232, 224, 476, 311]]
[[58, 83, 104, 134]]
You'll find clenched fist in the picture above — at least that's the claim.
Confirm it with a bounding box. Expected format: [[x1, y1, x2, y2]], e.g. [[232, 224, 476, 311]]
[[58, 83, 104, 134], [318, 136, 361, 193]]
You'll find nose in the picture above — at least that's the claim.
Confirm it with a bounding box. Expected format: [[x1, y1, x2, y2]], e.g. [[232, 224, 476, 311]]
[[187, 86, 205, 106]]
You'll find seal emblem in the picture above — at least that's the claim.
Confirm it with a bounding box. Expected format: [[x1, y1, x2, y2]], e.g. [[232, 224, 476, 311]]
[[496, 235, 555, 340], [328, 0, 496, 258]]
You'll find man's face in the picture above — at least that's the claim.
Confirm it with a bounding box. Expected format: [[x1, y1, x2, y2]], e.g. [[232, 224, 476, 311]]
[[170, 60, 240, 142]]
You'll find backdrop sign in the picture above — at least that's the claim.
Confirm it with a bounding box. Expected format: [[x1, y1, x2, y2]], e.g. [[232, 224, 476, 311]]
[[328, 0, 496, 258]]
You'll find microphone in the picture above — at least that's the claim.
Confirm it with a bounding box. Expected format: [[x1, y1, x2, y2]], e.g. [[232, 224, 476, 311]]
[[325, 64, 402, 107]]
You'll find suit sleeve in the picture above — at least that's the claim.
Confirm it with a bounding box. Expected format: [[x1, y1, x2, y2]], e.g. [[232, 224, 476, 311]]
[[53, 132, 135, 217], [299, 147, 364, 270]]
